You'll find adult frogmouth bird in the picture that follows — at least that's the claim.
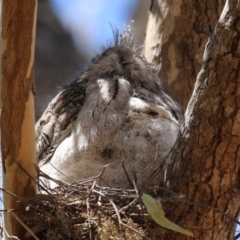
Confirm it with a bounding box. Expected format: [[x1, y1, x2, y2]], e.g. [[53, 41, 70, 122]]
[[36, 29, 182, 189]]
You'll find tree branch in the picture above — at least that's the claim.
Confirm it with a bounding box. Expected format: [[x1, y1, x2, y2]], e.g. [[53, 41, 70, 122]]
[[1, 1, 38, 238], [164, 1, 240, 239]]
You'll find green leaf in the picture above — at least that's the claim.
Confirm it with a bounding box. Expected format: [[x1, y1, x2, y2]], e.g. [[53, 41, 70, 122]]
[[142, 193, 193, 237]]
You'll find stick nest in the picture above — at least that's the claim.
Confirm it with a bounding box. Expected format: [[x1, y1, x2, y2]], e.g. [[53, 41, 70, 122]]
[[22, 166, 165, 240]]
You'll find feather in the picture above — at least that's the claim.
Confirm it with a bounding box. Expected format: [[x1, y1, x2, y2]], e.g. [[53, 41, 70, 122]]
[[36, 28, 182, 189]]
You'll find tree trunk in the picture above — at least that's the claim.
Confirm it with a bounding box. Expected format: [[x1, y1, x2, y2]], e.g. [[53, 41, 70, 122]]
[[1, 1, 37, 238], [145, 0, 240, 239], [144, 0, 225, 109]]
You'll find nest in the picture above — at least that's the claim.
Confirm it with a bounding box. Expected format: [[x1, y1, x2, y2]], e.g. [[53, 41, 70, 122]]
[[21, 159, 167, 240]]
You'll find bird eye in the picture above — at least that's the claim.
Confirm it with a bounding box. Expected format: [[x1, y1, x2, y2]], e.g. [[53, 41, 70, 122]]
[[146, 111, 158, 117]]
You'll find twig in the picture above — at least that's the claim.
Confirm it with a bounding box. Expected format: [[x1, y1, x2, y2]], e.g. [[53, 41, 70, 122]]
[[0, 209, 16, 212], [71, 163, 112, 187], [141, 145, 161, 193], [49, 162, 75, 182], [121, 222, 150, 240], [3, 150, 37, 185], [0, 188, 21, 200], [121, 160, 134, 189], [86, 181, 97, 240], [86, 196, 92, 239], [234, 232, 240, 240], [112, 198, 138, 218], [10, 211, 39, 240], [132, 179, 151, 236], [92, 190, 123, 233], [92, 188, 149, 239], [150, 148, 173, 182]]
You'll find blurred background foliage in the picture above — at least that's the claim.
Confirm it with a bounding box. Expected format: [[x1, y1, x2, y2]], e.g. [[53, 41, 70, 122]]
[[35, 0, 150, 118]]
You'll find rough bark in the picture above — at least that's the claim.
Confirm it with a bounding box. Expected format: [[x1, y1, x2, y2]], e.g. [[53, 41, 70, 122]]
[[151, 1, 240, 239], [1, 1, 37, 238], [144, 0, 225, 109]]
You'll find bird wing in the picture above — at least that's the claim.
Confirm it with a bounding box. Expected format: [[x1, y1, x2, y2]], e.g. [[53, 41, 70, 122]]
[[36, 78, 88, 165]]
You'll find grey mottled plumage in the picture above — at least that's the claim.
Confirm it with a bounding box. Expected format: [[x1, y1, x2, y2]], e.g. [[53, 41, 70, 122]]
[[36, 30, 182, 189]]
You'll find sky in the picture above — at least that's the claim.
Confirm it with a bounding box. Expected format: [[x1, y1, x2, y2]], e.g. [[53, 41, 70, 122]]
[[49, 0, 138, 56]]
